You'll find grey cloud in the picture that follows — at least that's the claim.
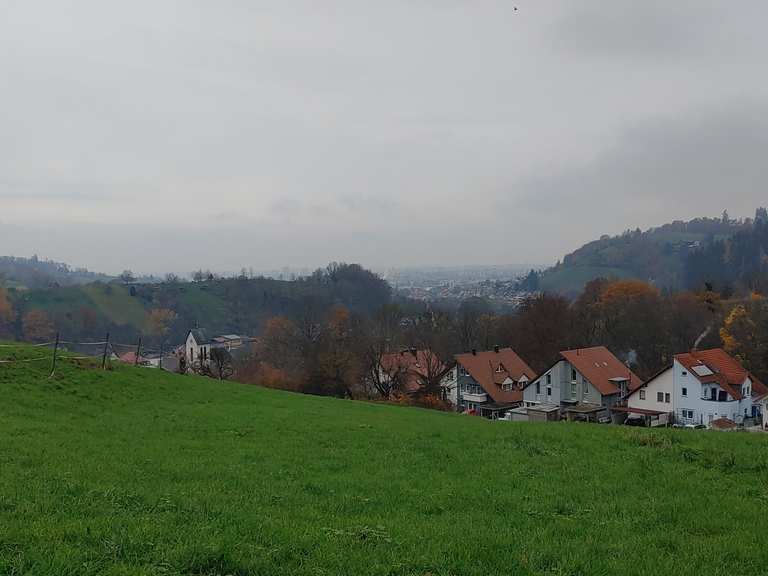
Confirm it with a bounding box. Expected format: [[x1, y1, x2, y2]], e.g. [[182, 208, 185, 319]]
[[512, 102, 768, 225], [2, 1, 768, 271], [550, 1, 768, 61], [553, 1, 701, 57], [0, 179, 123, 201]]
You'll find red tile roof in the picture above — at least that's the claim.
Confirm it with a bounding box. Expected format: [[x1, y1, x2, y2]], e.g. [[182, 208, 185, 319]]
[[674, 348, 766, 401], [118, 351, 148, 365], [380, 349, 445, 394], [711, 417, 738, 430], [455, 348, 536, 404], [560, 347, 642, 396]]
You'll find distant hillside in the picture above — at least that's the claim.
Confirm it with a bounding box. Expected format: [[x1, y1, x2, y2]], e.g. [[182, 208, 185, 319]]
[[6, 263, 393, 345], [535, 212, 765, 296], [0, 255, 112, 289]]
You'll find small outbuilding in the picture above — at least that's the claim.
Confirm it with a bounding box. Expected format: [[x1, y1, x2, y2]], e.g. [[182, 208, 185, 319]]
[[527, 404, 561, 422]]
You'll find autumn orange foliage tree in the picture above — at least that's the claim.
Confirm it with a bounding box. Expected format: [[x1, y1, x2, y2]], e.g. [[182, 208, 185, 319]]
[[0, 288, 15, 337]]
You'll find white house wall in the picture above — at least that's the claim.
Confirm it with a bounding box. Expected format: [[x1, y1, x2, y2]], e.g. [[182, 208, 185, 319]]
[[628, 368, 673, 414], [673, 360, 752, 426]]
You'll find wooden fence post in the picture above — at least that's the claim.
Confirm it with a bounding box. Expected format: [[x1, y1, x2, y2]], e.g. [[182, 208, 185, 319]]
[[135, 337, 142, 366], [102, 332, 110, 370], [49, 332, 60, 377]]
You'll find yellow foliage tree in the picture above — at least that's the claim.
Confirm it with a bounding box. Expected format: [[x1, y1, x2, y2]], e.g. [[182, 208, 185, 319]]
[[720, 305, 754, 364]]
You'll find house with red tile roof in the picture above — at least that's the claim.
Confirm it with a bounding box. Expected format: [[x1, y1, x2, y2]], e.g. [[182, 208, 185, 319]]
[[448, 346, 536, 419], [379, 348, 448, 397], [626, 348, 767, 427], [522, 346, 641, 422]]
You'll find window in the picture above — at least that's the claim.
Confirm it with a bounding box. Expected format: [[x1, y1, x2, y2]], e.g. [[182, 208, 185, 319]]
[[682, 387, 687, 397], [571, 368, 577, 382], [495, 364, 503, 373], [571, 382, 577, 397], [664, 393, 670, 403], [583, 381, 589, 396], [546, 373, 552, 385], [639, 389, 646, 400], [547, 386, 552, 397], [683, 409, 694, 419], [460, 367, 469, 376], [682, 371, 687, 377], [657, 392, 664, 402], [536, 382, 541, 395]]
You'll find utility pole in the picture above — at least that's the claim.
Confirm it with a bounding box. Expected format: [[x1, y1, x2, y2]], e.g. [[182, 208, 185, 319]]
[[135, 337, 142, 366]]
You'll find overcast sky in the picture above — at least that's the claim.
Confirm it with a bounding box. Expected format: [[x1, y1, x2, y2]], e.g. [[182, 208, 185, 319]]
[[2, 1, 767, 275]]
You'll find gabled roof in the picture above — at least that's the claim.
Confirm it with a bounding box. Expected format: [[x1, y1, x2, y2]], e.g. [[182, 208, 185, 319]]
[[188, 329, 210, 344], [455, 348, 536, 404], [118, 351, 149, 364], [626, 364, 672, 399], [711, 417, 738, 430], [674, 348, 766, 401], [381, 349, 445, 394], [560, 347, 642, 396]]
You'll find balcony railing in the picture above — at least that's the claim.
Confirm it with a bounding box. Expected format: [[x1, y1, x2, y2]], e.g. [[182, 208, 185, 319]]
[[463, 392, 487, 402]]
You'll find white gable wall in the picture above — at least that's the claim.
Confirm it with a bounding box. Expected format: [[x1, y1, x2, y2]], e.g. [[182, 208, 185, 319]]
[[628, 367, 673, 413], [185, 332, 210, 368]]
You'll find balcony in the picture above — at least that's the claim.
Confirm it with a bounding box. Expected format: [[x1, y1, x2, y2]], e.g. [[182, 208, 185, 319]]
[[463, 392, 488, 403]]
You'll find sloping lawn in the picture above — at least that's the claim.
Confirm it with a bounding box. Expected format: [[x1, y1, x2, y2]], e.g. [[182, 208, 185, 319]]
[[1, 345, 767, 575]]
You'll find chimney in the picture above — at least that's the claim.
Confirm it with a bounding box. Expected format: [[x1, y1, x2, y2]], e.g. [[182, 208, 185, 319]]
[[494, 345, 500, 353], [471, 348, 477, 356]]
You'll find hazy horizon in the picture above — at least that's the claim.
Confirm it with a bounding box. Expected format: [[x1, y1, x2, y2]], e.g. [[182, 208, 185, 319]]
[[3, 1, 767, 275]]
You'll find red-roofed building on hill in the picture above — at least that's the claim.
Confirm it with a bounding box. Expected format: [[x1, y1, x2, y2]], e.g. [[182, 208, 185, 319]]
[[379, 348, 449, 398], [522, 346, 641, 422], [446, 346, 536, 419], [627, 348, 767, 428]]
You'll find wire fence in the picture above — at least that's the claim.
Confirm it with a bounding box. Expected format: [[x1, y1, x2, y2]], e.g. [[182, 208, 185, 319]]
[[0, 332, 180, 376], [0, 333, 258, 376]]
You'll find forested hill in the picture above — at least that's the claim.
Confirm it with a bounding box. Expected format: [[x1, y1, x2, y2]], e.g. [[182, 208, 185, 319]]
[[0, 255, 112, 289], [533, 210, 768, 296], [0, 263, 395, 346]]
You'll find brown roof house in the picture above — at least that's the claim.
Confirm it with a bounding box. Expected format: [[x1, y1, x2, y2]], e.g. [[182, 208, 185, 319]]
[[522, 346, 641, 423], [627, 348, 768, 428], [448, 346, 536, 419], [379, 348, 448, 398]]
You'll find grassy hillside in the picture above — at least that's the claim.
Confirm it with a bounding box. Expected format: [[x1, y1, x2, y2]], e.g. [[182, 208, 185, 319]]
[[2, 344, 768, 575]]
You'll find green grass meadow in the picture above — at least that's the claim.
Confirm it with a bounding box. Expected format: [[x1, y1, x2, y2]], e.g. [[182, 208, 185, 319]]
[[1, 344, 768, 575]]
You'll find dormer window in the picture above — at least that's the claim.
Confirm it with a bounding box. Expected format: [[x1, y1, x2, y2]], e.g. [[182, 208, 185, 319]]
[[495, 363, 504, 373]]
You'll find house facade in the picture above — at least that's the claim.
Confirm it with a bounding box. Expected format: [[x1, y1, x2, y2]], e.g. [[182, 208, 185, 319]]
[[445, 347, 536, 419], [627, 349, 767, 427], [522, 347, 641, 422], [185, 329, 212, 369]]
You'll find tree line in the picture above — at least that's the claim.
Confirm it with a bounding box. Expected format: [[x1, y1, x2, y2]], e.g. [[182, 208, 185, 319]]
[[232, 278, 768, 406]]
